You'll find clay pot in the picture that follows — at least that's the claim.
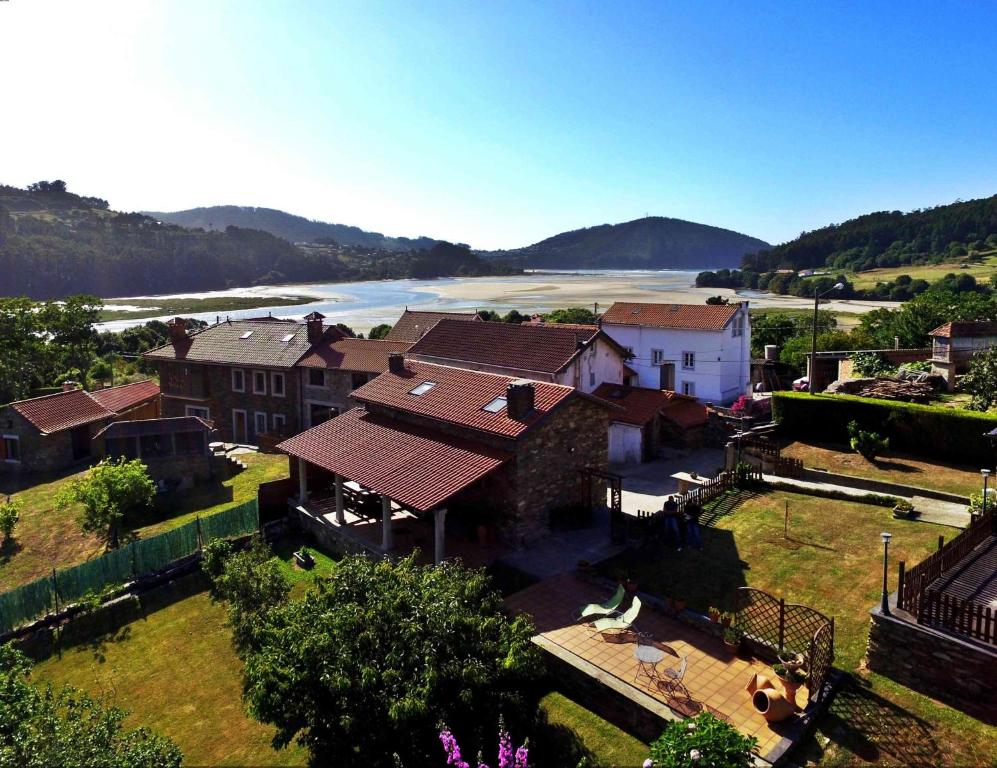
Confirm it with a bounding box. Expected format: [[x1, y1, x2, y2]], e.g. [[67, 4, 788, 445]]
[[744, 673, 774, 695], [752, 688, 796, 722], [779, 677, 801, 707]]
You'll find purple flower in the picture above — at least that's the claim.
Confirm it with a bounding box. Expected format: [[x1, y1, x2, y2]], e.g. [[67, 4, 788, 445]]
[[514, 743, 529, 768], [498, 728, 513, 768]]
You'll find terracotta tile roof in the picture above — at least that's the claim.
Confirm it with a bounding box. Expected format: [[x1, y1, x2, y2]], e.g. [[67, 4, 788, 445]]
[[383, 310, 482, 342], [351, 360, 579, 438], [89, 379, 160, 414], [929, 321, 997, 338], [600, 302, 740, 331], [9, 388, 112, 435], [144, 320, 317, 368], [591, 384, 707, 428], [297, 338, 413, 373], [93, 416, 213, 440], [408, 319, 604, 375], [278, 408, 512, 512]]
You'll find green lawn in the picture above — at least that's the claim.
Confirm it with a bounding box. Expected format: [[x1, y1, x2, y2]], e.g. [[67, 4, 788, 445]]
[[847, 250, 997, 291], [536, 692, 649, 767], [601, 490, 996, 767], [0, 453, 288, 591]]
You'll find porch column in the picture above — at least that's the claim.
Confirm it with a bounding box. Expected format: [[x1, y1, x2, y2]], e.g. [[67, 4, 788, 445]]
[[381, 495, 393, 551], [334, 474, 345, 525], [433, 507, 447, 565], [297, 457, 309, 503]]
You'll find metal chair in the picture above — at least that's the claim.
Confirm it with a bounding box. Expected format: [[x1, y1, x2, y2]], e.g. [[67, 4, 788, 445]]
[[657, 655, 688, 696]]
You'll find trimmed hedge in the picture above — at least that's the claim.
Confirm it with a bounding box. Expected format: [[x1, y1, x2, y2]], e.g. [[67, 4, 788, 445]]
[[771, 391, 997, 464]]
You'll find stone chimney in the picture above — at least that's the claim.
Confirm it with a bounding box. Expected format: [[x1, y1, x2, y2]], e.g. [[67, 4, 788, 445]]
[[61, 380, 78, 392], [304, 312, 326, 344], [168, 317, 187, 348], [506, 379, 535, 420], [388, 352, 406, 375]]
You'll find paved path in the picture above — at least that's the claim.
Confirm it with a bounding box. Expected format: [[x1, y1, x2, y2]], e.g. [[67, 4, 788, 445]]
[[499, 507, 624, 580], [614, 448, 725, 517]]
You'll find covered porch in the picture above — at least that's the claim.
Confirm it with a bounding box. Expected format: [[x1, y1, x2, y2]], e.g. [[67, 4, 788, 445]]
[[279, 409, 514, 565]]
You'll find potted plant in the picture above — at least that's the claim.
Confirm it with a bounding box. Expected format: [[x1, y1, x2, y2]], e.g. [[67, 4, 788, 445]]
[[722, 626, 742, 654], [772, 662, 807, 706], [893, 499, 915, 519], [293, 547, 315, 570], [708, 606, 721, 623], [720, 611, 735, 628]]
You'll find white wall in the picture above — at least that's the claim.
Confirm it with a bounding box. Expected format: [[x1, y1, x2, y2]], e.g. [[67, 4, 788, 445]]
[[608, 422, 643, 464], [601, 305, 751, 405], [555, 337, 630, 393]]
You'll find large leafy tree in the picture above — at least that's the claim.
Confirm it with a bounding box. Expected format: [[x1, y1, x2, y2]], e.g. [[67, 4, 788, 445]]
[[56, 458, 155, 549], [220, 553, 542, 768], [0, 644, 181, 768], [960, 347, 997, 411]]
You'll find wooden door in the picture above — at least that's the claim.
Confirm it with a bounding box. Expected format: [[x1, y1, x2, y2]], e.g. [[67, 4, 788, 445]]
[[660, 363, 675, 391], [232, 410, 247, 444]]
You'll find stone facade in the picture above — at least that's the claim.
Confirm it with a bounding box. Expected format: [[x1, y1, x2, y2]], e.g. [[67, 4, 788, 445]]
[[299, 368, 373, 427], [865, 606, 997, 723], [159, 361, 301, 443], [0, 408, 104, 475]]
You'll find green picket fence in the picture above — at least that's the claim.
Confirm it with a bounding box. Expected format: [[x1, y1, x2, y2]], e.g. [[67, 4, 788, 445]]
[[0, 498, 260, 635]]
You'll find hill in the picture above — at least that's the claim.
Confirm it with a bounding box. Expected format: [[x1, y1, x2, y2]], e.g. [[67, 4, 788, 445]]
[[0, 182, 516, 299], [742, 195, 997, 274], [484, 216, 769, 270], [143, 205, 441, 251]]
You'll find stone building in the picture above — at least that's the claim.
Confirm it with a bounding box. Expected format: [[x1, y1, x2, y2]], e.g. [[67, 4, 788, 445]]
[[406, 318, 633, 394], [94, 416, 215, 487], [279, 355, 614, 560], [0, 380, 160, 474]]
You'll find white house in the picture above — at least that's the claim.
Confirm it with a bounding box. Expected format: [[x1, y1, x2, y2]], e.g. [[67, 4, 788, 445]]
[[599, 302, 751, 405]]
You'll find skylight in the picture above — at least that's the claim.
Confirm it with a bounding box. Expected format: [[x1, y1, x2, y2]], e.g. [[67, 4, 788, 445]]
[[280, 333, 295, 343], [408, 381, 437, 396], [239, 331, 254, 339], [482, 396, 507, 413]]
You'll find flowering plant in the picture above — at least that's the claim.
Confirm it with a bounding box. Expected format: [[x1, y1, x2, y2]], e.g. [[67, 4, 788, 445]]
[[440, 722, 528, 768], [648, 712, 757, 768]]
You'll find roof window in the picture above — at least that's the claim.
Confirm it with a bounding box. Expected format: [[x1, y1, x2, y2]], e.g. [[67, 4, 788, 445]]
[[239, 331, 254, 339], [482, 396, 507, 413], [280, 333, 295, 343], [408, 381, 437, 396]]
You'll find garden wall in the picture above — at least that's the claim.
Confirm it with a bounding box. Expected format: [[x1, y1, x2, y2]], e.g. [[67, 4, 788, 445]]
[[771, 392, 997, 464], [866, 606, 997, 724]]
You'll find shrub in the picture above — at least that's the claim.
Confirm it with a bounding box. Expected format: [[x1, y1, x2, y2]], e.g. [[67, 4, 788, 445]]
[[847, 420, 889, 460], [851, 351, 894, 378], [648, 712, 757, 768], [200, 537, 234, 585], [959, 348, 997, 411], [771, 391, 997, 463], [0, 497, 22, 543]]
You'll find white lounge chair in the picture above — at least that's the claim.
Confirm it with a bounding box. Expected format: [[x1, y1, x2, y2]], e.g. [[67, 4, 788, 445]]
[[592, 596, 642, 634], [577, 584, 626, 621]]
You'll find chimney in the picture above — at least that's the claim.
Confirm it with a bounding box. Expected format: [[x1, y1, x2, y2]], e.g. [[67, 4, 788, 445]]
[[388, 352, 405, 375], [506, 379, 535, 420], [61, 380, 78, 392], [168, 317, 187, 348], [305, 311, 326, 344]]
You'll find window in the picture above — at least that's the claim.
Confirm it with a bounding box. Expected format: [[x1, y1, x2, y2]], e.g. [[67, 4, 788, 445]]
[[408, 381, 436, 396], [185, 405, 210, 420], [682, 351, 696, 370], [589, 370, 595, 387], [308, 369, 325, 387], [652, 349, 665, 365], [253, 370, 267, 395], [231, 369, 245, 392], [351, 372, 369, 389], [272, 414, 286, 434], [1, 435, 20, 463], [309, 403, 339, 426], [165, 364, 185, 392], [732, 316, 745, 337], [482, 396, 507, 413], [254, 412, 268, 436], [239, 330, 254, 339], [280, 333, 295, 343], [271, 372, 285, 397], [682, 381, 696, 397]]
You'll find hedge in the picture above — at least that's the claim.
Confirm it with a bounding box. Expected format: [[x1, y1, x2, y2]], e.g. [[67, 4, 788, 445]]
[[771, 391, 997, 464]]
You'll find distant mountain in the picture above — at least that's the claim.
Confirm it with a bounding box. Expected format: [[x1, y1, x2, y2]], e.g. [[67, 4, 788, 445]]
[[143, 205, 441, 251], [483, 216, 769, 270]]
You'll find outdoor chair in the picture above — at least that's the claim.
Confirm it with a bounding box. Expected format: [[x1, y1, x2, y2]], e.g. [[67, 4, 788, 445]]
[[656, 655, 689, 696], [576, 584, 626, 622], [592, 596, 642, 635]]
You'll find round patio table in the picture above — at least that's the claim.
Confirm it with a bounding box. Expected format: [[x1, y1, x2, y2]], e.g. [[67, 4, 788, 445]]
[[634, 644, 666, 686]]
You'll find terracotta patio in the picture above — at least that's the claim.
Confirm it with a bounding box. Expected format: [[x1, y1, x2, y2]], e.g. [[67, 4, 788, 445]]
[[505, 573, 811, 761]]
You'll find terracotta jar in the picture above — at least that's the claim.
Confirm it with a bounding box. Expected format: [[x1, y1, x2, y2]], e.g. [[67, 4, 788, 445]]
[[751, 688, 796, 722]]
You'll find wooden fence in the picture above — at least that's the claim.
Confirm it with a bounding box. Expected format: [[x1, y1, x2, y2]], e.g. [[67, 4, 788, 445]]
[[917, 589, 997, 646]]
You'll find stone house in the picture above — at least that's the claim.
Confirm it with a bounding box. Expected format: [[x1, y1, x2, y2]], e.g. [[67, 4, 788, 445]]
[[0, 380, 160, 474], [406, 318, 633, 394], [279, 355, 614, 559], [591, 383, 708, 464], [383, 309, 482, 342], [296, 337, 413, 428], [929, 320, 997, 390], [94, 416, 215, 487], [144, 314, 342, 444], [599, 301, 752, 404]]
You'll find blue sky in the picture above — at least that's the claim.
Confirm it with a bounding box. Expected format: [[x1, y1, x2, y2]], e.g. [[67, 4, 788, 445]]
[[2, 1, 996, 249]]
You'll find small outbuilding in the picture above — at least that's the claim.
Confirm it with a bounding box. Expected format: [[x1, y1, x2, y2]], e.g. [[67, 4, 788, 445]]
[[94, 416, 215, 488]]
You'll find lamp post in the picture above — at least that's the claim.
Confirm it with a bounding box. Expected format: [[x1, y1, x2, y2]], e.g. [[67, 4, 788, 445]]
[[809, 282, 845, 394], [981, 469, 991, 522], [880, 531, 892, 615]]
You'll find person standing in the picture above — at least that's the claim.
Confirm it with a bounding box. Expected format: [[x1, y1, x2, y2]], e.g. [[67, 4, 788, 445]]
[[685, 499, 703, 549], [662, 495, 681, 548]]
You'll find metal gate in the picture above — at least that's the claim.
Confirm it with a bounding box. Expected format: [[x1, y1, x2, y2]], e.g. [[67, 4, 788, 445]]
[[578, 467, 623, 543]]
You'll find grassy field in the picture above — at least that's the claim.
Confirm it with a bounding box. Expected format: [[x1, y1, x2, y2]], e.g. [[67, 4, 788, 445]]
[[99, 295, 319, 321], [600, 490, 996, 767], [847, 250, 997, 290], [0, 453, 288, 591], [750, 307, 862, 331], [780, 439, 983, 497]]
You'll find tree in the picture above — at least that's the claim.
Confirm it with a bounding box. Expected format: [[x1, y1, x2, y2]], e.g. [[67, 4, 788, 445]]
[[368, 323, 392, 340], [56, 458, 155, 548], [0, 497, 21, 544], [544, 307, 596, 324], [960, 348, 997, 411], [0, 643, 182, 767], [502, 309, 526, 324], [231, 553, 542, 767], [848, 420, 889, 461]]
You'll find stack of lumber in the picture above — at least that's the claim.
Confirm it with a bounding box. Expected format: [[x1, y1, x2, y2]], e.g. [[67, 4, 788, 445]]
[[854, 377, 935, 403]]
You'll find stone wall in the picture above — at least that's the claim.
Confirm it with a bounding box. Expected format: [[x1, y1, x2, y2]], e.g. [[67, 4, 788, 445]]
[[0, 408, 103, 474], [865, 606, 997, 723], [300, 369, 370, 424]]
